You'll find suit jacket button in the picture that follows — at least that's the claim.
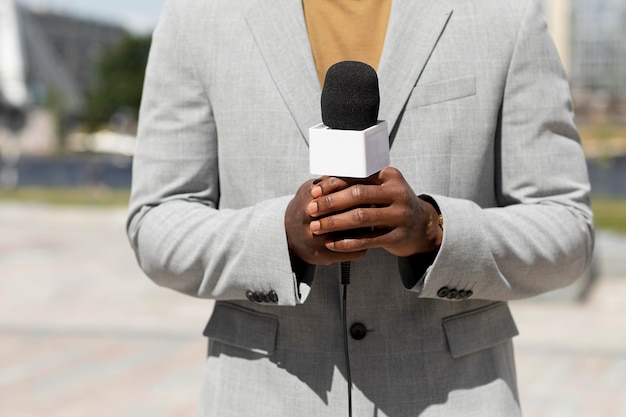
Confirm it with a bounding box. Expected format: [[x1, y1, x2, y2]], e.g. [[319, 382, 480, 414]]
[[269, 290, 278, 304], [465, 290, 474, 299], [456, 290, 466, 300], [246, 291, 255, 302], [437, 287, 450, 298], [251, 292, 263, 303], [446, 289, 458, 299], [350, 323, 367, 340], [260, 292, 271, 303]]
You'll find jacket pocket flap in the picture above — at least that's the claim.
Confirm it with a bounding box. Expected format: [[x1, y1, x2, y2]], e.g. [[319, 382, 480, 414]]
[[203, 302, 278, 356], [411, 74, 476, 108], [442, 302, 518, 359]]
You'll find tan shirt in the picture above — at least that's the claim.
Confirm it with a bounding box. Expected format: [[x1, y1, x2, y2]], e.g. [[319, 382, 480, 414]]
[[303, 0, 392, 85]]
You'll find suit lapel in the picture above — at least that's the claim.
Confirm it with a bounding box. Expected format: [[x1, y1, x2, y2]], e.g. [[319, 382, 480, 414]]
[[245, 0, 321, 144], [378, 0, 453, 145]]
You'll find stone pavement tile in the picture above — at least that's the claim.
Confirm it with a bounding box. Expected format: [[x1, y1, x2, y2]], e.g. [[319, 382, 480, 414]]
[[0, 332, 204, 417], [511, 277, 626, 417], [0, 204, 211, 417], [0, 203, 212, 333]]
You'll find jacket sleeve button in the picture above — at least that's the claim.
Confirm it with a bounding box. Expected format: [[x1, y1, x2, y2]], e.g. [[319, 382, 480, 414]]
[[246, 291, 255, 302], [269, 290, 278, 304], [437, 287, 450, 298], [446, 289, 458, 299]]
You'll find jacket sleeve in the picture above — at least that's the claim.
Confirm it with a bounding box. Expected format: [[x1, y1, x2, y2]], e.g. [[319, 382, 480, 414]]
[[402, 0, 594, 301], [126, 1, 308, 306]]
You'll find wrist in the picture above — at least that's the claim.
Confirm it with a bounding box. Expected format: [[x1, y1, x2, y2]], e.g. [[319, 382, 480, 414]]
[[418, 194, 443, 250]]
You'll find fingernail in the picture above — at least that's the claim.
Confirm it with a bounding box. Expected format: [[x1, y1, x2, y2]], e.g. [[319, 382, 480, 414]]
[[307, 201, 318, 216], [310, 220, 321, 233], [311, 186, 322, 198]]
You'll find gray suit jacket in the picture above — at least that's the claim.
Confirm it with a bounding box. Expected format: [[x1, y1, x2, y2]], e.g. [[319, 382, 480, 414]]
[[127, 0, 594, 415]]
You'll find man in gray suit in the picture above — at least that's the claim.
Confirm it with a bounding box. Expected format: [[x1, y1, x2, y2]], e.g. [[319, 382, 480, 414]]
[[127, 0, 594, 415]]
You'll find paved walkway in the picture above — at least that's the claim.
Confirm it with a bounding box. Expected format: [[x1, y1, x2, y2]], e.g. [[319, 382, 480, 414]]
[[0, 203, 625, 417]]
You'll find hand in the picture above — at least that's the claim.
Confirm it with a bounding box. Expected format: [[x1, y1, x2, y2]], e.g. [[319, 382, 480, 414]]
[[285, 179, 367, 266], [307, 167, 443, 257]]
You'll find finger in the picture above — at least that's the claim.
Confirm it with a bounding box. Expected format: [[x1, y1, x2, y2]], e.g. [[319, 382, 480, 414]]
[[324, 229, 392, 252], [294, 223, 368, 265], [311, 176, 352, 199], [313, 167, 401, 199], [310, 183, 395, 218], [310, 205, 397, 235], [310, 174, 380, 199]]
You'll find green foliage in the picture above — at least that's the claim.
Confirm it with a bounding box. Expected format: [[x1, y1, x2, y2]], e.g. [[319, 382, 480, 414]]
[[0, 187, 130, 207], [85, 35, 152, 132], [592, 198, 626, 235]]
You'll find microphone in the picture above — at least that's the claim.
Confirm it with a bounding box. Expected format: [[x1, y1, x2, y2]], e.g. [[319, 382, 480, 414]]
[[309, 61, 390, 178], [309, 62, 388, 417]]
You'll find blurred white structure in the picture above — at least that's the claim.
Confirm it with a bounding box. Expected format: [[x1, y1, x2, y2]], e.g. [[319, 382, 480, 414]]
[[0, 0, 28, 108], [68, 129, 136, 156], [543, 0, 571, 74], [0, 0, 28, 188]]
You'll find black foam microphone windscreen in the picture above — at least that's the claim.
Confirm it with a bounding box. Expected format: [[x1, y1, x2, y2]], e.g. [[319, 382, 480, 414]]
[[321, 61, 380, 131]]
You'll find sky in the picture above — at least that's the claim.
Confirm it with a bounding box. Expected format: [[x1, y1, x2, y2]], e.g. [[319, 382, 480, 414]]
[[16, 0, 164, 34]]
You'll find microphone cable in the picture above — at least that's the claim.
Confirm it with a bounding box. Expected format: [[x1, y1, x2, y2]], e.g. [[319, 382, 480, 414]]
[[340, 261, 353, 417]]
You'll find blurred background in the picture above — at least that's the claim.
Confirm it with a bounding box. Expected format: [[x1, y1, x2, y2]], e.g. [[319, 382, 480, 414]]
[[0, 0, 625, 416]]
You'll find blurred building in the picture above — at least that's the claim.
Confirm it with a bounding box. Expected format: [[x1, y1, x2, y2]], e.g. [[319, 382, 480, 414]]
[[4, 0, 626, 129], [569, 0, 626, 95], [543, 0, 626, 123], [0, 0, 130, 155], [0, 0, 127, 119], [18, 4, 128, 117]]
